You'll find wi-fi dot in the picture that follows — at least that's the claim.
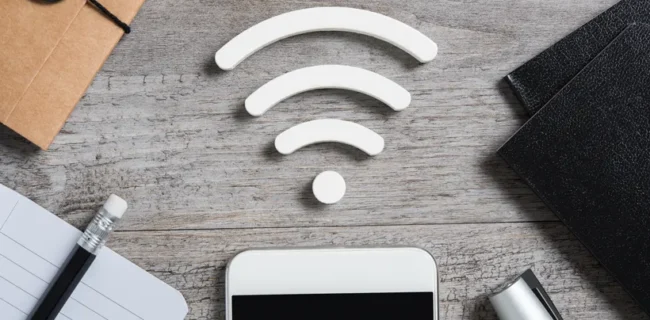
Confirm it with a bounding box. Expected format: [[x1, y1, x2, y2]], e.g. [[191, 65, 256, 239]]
[[313, 171, 346, 204], [217, 7, 437, 204]]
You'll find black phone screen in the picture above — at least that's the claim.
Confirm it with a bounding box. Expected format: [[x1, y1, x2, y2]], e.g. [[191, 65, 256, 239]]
[[232, 292, 434, 320]]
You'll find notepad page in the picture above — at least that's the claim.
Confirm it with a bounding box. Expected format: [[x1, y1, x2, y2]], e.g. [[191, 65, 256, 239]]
[[0, 184, 188, 320]]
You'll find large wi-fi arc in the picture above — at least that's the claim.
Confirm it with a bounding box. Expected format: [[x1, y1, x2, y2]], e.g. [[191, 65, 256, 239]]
[[245, 65, 411, 116], [215, 7, 438, 70]]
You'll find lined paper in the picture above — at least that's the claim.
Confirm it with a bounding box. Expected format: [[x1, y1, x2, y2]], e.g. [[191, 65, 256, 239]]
[[0, 184, 188, 320]]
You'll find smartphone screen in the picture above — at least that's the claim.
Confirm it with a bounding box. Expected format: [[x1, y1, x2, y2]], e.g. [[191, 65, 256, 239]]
[[232, 292, 434, 320]]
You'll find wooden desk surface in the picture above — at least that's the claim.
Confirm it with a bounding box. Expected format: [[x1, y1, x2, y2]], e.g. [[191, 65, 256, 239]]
[[0, 0, 647, 319]]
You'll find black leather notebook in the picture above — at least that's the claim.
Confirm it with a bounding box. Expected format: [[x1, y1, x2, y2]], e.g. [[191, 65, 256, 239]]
[[506, 0, 650, 115], [499, 24, 650, 313]]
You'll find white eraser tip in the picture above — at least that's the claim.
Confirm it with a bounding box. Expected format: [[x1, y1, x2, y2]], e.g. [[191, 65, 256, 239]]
[[103, 194, 128, 219]]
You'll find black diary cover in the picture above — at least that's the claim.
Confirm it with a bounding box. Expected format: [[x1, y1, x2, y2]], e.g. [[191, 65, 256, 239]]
[[498, 24, 650, 313], [506, 0, 650, 115]]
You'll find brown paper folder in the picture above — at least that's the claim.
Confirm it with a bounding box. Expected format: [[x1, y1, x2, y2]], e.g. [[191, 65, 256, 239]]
[[0, 0, 146, 149]]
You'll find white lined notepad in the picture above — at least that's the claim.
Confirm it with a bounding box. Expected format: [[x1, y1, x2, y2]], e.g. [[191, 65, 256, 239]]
[[0, 184, 188, 320]]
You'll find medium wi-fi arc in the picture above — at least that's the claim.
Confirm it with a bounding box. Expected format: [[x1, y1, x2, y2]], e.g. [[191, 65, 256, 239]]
[[245, 65, 411, 116], [215, 7, 438, 70], [275, 119, 384, 156]]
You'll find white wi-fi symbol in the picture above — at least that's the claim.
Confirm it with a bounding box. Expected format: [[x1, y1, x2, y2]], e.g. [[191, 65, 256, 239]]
[[216, 7, 438, 204]]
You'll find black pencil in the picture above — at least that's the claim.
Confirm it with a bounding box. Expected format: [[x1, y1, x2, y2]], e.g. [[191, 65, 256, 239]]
[[29, 195, 127, 320]]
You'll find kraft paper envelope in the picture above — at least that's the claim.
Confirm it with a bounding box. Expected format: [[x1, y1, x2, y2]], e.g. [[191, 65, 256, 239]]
[[0, 0, 146, 149]]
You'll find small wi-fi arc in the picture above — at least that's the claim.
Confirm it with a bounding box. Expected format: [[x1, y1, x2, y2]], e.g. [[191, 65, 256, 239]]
[[275, 119, 385, 156], [217, 7, 437, 204]]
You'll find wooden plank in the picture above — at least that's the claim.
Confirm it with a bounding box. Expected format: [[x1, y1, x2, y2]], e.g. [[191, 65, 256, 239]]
[[108, 222, 648, 320], [0, 0, 645, 319], [0, 0, 621, 230]]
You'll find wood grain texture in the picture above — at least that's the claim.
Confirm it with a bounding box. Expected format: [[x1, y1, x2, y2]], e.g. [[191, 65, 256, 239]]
[[0, 0, 646, 319]]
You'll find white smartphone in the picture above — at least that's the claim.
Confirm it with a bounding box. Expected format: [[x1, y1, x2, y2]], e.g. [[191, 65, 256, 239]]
[[226, 247, 438, 320]]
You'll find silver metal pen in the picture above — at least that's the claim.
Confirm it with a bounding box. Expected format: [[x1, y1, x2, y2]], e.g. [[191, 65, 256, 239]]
[[489, 269, 563, 320]]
